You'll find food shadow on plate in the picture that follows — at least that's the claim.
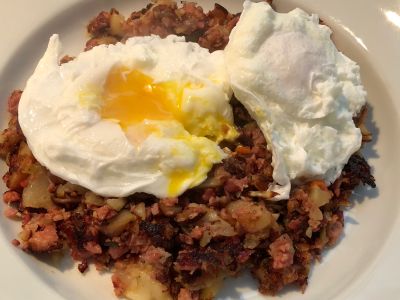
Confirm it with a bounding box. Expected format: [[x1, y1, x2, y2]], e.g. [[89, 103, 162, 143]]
[[350, 102, 380, 205], [362, 103, 379, 160], [32, 248, 112, 276], [32, 249, 76, 273], [215, 271, 261, 300], [315, 102, 380, 255], [216, 271, 303, 299]]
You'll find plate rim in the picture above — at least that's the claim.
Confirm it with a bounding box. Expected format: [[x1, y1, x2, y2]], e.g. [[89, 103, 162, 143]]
[[1, 1, 400, 300]]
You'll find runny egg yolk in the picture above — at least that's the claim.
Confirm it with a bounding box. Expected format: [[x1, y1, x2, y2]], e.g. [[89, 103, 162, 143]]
[[100, 66, 182, 129], [100, 66, 196, 195], [90, 65, 234, 197]]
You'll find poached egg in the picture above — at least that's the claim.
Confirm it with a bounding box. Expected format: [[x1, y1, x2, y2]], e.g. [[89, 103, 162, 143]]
[[225, 1, 366, 199], [18, 34, 237, 198]]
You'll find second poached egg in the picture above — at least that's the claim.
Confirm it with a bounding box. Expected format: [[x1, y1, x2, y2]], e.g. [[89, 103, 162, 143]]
[[225, 1, 366, 199]]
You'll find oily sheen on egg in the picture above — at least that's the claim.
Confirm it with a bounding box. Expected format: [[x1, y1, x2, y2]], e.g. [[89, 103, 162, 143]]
[[225, 1, 366, 199], [18, 35, 236, 198]]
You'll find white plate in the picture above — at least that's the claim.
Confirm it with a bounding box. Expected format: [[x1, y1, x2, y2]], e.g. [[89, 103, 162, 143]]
[[1, 0, 400, 299]]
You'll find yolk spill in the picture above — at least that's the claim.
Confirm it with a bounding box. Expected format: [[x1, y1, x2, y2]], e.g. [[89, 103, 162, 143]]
[[101, 66, 182, 129], [168, 169, 192, 196], [167, 153, 211, 196]]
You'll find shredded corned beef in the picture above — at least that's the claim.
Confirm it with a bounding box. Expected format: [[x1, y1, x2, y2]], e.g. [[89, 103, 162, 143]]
[[0, 1, 375, 299]]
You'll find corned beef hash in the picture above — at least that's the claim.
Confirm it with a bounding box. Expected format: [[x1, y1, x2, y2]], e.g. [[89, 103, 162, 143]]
[[0, 1, 375, 299]]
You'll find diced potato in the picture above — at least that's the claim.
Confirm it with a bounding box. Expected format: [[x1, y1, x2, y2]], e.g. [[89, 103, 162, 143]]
[[309, 182, 332, 207], [199, 229, 212, 247], [7, 171, 29, 190], [243, 231, 269, 249], [199, 210, 236, 237], [131, 202, 146, 219], [194, 209, 236, 247], [18, 142, 35, 174], [22, 167, 55, 210], [226, 199, 272, 233], [18, 141, 33, 157], [84, 192, 105, 206], [309, 206, 323, 221], [113, 262, 172, 300], [7, 142, 35, 189], [305, 227, 313, 238], [109, 11, 125, 37], [102, 210, 136, 237], [106, 198, 127, 211]]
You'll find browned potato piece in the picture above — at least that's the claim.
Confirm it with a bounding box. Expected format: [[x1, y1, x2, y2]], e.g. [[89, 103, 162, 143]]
[[226, 199, 272, 233], [106, 198, 127, 211], [22, 167, 55, 210], [309, 181, 332, 207], [109, 10, 125, 37], [197, 210, 236, 246], [131, 202, 146, 219], [84, 191, 105, 206], [102, 209, 136, 237], [7, 142, 35, 190], [113, 262, 172, 300]]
